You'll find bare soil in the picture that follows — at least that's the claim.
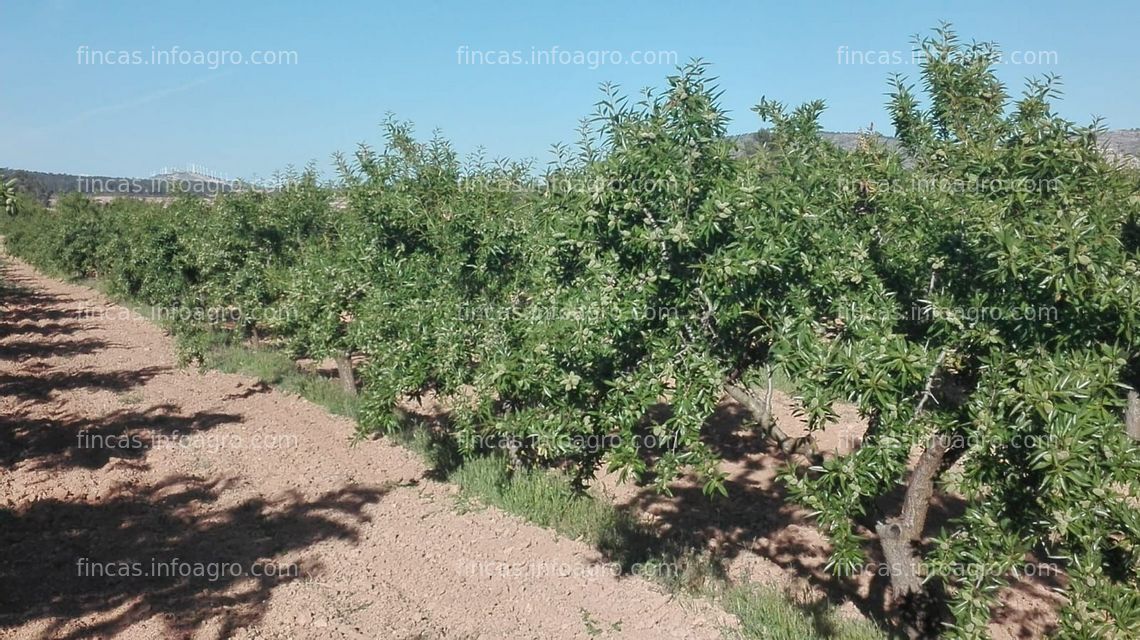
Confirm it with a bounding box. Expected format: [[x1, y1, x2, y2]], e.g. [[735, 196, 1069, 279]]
[[0, 254, 1062, 640], [0, 257, 728, 639], [595, 395, 1064, 639]]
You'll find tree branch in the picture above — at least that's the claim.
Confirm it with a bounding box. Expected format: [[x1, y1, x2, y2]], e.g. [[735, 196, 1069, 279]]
[[725, 380, 817, 457], [915, 348, 947, 416], [898, 434, 950, 541]]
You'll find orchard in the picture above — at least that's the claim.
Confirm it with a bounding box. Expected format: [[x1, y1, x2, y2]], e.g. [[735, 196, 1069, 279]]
[[3, 26, 1137, 639]]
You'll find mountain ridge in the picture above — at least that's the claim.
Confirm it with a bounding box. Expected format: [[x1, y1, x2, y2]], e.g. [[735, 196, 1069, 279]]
[[5, 129, 1139, 203], [730, 128, 1140, 164]]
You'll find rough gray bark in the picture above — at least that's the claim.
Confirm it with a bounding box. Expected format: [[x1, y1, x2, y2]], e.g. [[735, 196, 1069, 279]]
[[335, 351, 358, 396], [876, 434, 950, 638], [1126, 390, 1140, 442], [875, 521, 924, 599], [898, 434, 949, 541]]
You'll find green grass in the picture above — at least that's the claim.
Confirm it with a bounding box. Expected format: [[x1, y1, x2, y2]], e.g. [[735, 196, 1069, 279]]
[[449, 456, 632, 547], [723, 584, 888, 640], [203, 343, 359, 419]]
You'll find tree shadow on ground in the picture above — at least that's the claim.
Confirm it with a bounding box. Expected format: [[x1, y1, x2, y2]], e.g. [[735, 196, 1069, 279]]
[[1, 268, 86, 325], [0, 403, 242, 470], [0, 365, 171, 402], [2, 264, 118, 379], [0, 475, 389, 639], [0, 309, 226, 472], [0, 336, 111, 360], [0, 274, 111, 360], [1, 264, 232, 472], [1, 265, 392, 637], [0, 320, 83, 339], [605, 399, 1062, 638]]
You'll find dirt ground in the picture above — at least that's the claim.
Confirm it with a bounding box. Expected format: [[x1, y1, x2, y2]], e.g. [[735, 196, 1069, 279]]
[[595, 395, 1063, 640], [0, 257, 729, 639], [1, 254, 1062, 639]]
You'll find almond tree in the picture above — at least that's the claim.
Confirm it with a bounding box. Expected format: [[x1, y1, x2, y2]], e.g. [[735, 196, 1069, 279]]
[[770, 27, 1140, 638]]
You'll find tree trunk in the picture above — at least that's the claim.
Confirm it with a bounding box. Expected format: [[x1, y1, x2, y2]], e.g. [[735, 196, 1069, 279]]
[[334, 351, 357, 396], [875, 433, 950, 638], [1126, 390, 1140, 442]]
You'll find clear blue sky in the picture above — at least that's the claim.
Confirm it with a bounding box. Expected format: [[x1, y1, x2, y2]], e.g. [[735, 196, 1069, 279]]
[[2, 0, 1137, 179]]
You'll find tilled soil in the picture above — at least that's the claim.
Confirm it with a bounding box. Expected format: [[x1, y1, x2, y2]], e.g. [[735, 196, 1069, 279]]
[[0, 254, 1062, 640], [595, 397, 1063, 640], [0, 257, 729, 640]]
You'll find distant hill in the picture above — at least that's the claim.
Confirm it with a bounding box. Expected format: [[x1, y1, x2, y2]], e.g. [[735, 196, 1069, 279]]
[[730, 129, 1140, 165], [6, 129, 1138, 205], [1101, 129, 1140, 162], [0, 168, 243, 206]]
